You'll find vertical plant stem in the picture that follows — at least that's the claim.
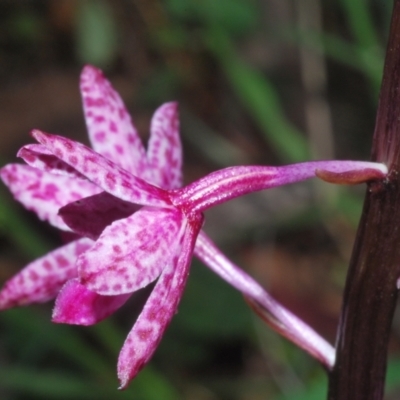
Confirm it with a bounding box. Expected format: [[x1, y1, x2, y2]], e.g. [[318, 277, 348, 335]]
[[328, 1, 400, 399]]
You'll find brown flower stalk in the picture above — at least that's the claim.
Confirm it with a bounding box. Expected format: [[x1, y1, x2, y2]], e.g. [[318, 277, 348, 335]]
[[328, 1, 400, 399]]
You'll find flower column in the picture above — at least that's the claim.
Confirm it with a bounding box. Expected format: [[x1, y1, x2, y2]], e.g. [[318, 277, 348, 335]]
[[328, 1, 400, 399]]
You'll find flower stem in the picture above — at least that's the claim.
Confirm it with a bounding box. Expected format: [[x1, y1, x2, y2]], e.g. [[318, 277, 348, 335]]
[[327, 1, 400, 399]]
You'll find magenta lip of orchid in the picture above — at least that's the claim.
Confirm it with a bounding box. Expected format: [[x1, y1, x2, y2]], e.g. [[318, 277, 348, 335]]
[[0, 65, 387, 389]]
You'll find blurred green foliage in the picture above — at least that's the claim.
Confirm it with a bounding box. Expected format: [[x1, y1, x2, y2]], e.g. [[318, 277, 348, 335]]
[[0, 0, 398, 399], [75, 0, 118, 68]]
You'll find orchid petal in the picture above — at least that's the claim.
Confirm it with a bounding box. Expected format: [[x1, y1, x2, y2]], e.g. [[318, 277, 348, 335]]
[[147, 102, 182, 190], [52, 279, 131, 325], [0, 238, 93, 309], [59, 192, 140, 240], [194, 231, 335, 368], [0, 164, 101, 230], [18, 144, 84, 178], [32, 130, 170, 207], [78, 207, 185, 295], [117, 217, 202, 389], [80, 65, 147, 174]]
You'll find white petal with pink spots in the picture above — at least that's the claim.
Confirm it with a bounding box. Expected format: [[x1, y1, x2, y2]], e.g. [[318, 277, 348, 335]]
[[0, 238, 93, 309], [78, 206, 185, 295], [0, 164, 100, 230], [81, 65, 147, 176]]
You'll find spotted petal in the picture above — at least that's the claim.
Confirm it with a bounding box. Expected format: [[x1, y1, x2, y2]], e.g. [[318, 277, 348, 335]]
[[0, 238, 93, 309], [18, 144, 84, 178], [117, 217, 201, 389], [78, 207, 185, 295], [0, 164, 101, 230], [32, 130, 170, 207], [80, 65, 147, 175], [147, 102, 182, 190], [52, 279, 131, 325]]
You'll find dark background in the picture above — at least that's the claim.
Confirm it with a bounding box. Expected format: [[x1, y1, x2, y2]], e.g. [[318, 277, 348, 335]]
[[0, 1, 398, 399]]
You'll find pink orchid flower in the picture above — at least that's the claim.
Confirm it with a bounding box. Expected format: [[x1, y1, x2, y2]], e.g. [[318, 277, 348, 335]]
[[0, 66, 388, 389]]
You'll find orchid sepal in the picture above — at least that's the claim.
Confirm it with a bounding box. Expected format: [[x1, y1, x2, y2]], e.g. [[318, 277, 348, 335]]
[[31, 129, 171, 208], [172, 161, 388, 213], [194, 232, 335, 369]]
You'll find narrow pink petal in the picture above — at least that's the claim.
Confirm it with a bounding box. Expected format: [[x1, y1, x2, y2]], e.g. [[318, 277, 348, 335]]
[[0, 238, 93, 309], [194, 231, 335, 368], [18, 144, 84, 178], [117, 216, 202, 389], [32, 130, 170, 207], [59, 192, 140, 240], [0, 164, 101, 230], [52, 279, 131, 325], [80, 65, 147, 175], [146, 102, 182, 190], [78, 207, 185, 295]]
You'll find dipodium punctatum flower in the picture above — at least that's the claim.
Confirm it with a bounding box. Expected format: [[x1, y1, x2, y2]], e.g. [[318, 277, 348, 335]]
[[0, 65, 388, 389]]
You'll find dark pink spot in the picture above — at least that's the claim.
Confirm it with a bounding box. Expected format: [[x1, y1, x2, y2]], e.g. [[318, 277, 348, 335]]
[[128, 348, 135, 358], [127, 133, 135, 143], [86, 97, 105, 107], [29, 270, 39, 282], [27, 181, 40, 191], [113, 245, 122, 253], [68, 155, 78, 165], [118, 108, 127, 119], [95, 131, 106, 142], [109, 121, 118, 133], [106, 172, 116, 188], [147, 308, 157, 321], [43, 261, 52, 271], [43, 183, 58, 198], [86, 155, 97, 163], [63, 141, 73, 151], [56, 255, 69, 268], [137, 328, 152, 341], [99, 283, 109, 292], [113, 283, 122, 291], [115, 145, 123, 154]]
